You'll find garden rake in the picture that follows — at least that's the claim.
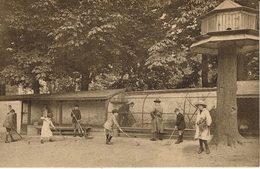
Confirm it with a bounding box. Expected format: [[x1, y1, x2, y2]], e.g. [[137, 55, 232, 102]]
[[121, 130, 140, 146], [165, 128, 176, 145]]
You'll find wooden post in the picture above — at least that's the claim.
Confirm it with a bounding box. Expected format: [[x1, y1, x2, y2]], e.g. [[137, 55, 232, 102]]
[[59, 101, 63, 126], [105, 100, 109, 121], [28, 101, 31, 124]]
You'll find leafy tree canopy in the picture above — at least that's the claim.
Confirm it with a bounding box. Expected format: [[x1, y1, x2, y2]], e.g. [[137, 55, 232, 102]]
[[0, 0, 258, 93]]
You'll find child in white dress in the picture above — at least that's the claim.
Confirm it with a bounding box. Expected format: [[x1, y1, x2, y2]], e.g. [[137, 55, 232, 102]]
[[40, 113, 56, 144]]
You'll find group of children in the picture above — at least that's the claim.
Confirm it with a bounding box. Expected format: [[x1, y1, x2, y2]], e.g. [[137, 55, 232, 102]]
[[40, 104, 83, 144], [103, 98, 212, 154], [3, 100, 212, 154], [147, 98, 212, 154]]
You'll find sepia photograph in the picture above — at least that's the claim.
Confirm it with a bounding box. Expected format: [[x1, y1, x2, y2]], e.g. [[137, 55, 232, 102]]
[[0, 0, 259, 168]]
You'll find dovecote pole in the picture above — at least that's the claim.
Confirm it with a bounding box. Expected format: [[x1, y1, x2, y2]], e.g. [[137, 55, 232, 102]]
[[191, 0, 259, 147]]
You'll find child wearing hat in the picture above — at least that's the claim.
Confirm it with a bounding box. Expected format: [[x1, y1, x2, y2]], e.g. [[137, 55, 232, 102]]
[[194, 100, 212, 154], [3, 109, 17, 143], [40, 113, 56, 144], [174, 108, 186, 144], [103, 109, 123, 145]]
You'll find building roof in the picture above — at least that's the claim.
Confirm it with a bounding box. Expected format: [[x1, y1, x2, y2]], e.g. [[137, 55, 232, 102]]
[[126, 81, 259, 98], [190, 29, 259, 55], [199, 0, 258, 20], [0, 89, 126, 101], [214, 0, 241, 10], [126, 87, 217, 95]]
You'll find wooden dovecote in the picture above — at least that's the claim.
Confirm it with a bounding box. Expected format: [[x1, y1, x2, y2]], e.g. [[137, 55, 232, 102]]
[[199, 0, 258, 35], [191, 0, 259, 55]]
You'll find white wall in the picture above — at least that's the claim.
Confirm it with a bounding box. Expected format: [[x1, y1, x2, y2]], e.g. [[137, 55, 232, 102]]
[[30, 100, 106, 126], [109, 90, 217, 128], [61, 100, 106, 126]]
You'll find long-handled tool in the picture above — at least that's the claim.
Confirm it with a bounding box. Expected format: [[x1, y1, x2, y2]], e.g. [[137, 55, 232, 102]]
[[121, 130, 140, 146], [165, 128, 176, 145], [52, 128, 67, 140], [11, 127, 23, 139], [70, 109, 93, 139]]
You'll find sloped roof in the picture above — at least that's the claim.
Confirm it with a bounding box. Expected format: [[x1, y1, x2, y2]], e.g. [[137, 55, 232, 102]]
[[214, 0, 241, 10], [126, 81, 259, 98], [199, 0, 258, 20], [0, 89, 126, 101], [190, 29, 259, 55]]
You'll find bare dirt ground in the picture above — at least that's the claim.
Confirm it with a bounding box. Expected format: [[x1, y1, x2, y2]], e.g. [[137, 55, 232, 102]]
[[0, 133, 259, 168]]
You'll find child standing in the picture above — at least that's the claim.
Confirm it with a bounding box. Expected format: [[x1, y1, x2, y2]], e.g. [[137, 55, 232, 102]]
[[103, 109, 123, 145], [70, 105, 83, 137], [174, 108, 186, 144], [3, 109, 17, 143], [40, 113, 56, 144], [194, 100, 212, 154]]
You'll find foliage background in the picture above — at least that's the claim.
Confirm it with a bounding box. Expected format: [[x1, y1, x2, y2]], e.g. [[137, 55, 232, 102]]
[[0, 0, 258, 93]]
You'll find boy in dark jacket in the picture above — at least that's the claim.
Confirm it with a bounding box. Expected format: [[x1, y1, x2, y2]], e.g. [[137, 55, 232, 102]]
[[174, 108, 186, 144], [71, 104, 82, 137]]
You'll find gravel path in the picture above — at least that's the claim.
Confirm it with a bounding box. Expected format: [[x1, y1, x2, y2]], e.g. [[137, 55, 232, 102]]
[[0, 134, 259, 167]]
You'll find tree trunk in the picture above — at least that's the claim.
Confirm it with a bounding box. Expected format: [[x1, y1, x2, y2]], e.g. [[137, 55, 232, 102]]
[[0, 84, 5, 96], [210, 41, 244, 147], [202, 54, 210, 87], [81, 72, 90, 91], [237, 53, 244, 81], [32, 81, 40, 94]]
